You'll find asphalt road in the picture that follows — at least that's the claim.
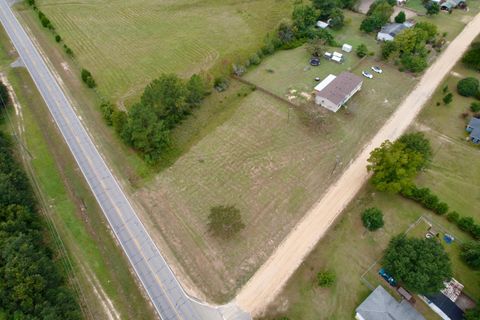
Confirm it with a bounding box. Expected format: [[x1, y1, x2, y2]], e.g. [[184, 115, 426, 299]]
[[0, 2, 249, 319]]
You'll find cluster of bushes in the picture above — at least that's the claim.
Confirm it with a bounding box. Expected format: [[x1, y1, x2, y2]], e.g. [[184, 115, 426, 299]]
[[360, 0, 395, 33], [25, 0, 74, 57], [0, 132, 81, 319], [381, 22, 438, 73], [108, 73, 209, 163], [401, 185, 449, 215]]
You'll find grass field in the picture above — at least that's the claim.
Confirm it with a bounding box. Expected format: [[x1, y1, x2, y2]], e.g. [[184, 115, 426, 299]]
[[262, 59, 480, 319], [24, 0, 292, 104], [0, 28, 156, 320], [134, 50, 416, 301]]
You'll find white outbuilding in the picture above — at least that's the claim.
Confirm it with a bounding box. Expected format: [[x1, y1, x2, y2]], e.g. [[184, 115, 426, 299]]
[[342, 44, 353, 53]]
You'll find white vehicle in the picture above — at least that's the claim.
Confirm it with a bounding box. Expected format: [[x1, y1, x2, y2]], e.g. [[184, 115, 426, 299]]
[[371, 66, 383, 74], [362, 71, 373, 79]]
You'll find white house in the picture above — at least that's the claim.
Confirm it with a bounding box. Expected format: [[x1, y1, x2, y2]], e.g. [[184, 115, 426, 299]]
[[314, 72, 363, 112]]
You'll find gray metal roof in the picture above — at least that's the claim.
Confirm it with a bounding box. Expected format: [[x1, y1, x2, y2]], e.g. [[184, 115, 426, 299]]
[[468, 117, 480, 139], [356, 286, 426, 320], [380, 23, 408, 37]]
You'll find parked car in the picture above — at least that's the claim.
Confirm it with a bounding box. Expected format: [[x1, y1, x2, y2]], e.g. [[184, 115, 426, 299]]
[[379, 268, 397, 287], [371, 66, 383, 74], [310, 57, 320, 66], [315, 77, 321, 81], [362, 71, 373, 79]]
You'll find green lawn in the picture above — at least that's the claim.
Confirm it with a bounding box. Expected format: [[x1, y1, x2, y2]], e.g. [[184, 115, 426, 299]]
[[263, 55, 480, 320], [0, 30, 156, 320], [25, 0, 293, 103]]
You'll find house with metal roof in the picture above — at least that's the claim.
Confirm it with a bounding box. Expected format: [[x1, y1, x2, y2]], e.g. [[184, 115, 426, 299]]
[[466, 117, 480, 144], [314, 72, 363, 112], [355, 286, 426, 320], [377, 21, 414, 41]]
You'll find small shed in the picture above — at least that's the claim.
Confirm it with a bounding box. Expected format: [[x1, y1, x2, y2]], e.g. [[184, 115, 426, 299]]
[[441, 2, 453, 11], [342, 44, 353, 53]]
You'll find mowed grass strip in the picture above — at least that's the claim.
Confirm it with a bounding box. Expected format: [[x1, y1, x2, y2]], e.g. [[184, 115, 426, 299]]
[[31, 0, 293, 102], [136, 55, 416, 301]]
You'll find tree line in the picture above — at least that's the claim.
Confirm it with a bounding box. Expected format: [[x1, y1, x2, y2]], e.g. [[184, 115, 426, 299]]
[[0, 128, 81, 318]]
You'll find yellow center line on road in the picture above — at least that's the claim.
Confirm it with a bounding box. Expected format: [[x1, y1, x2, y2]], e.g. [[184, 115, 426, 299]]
[[0, 5, 185, 319]]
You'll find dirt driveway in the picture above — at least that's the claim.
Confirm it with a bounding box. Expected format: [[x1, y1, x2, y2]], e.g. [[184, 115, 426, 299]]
[[235, 12, 480, 317]]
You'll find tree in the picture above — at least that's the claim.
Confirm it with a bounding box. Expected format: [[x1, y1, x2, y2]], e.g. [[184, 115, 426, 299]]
[[446, 211, 460, 223], [425, 1, 440, 15], [381, 41, 397, 60], [317, 270, 336, 287], [394, 11, 406, 23], [415, 22, 438, 42], [186, 74, 208, 106], [367, 140, 424, 193], [329, 8, 345, 30], [306, 38, 325, 57], [361, 0, 394, 33], [398, 132, 432, 168], [0, 81, 9, 110], [100, 101, 115, 126], [122, 103, 170, 162], [462, 42, 480, 71], [457, 77, 479, 97], [207, 205, 245, 239], [313, 0, 339, 20], [292, 4, 318, 36], [356, 43, 368, 58], [395, 28, 428, 55], [277, 22, 296, 45], [141, 74, 188, 128], [80, 68, 96, 88], [460, 242, 480, 270], [382, 235, 452, 294], [361, 207, 384, 231]]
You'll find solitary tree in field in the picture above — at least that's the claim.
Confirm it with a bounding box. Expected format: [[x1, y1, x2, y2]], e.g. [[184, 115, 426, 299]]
[[362, 207, 384, 231], [208, 205, 245, 239], [382, 235, 452, 294], [457, 77, 479, 97]]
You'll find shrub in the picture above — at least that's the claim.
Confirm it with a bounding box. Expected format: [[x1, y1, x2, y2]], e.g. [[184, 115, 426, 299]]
[[433, 202, 449, 215], [317, 270, 336, 287], [422, 193, 439, 210], [470, 102, 480, 113], [55, 34, 62, 43], [356, 44, 368, 58], [446, 211, 460, 223], [100, 101, 115, 126], [249, 53, 261, 66], [460, 242, 480, 270], [394, 11, 406, 23], [457, 216, 475, 233], [214, 76, 229, 92], [457, 77, 479, 97], [381, 41, 397, 60], [362, 207, 384, 231], [443, 93, 453, 105], [81, 68, 96, 88]]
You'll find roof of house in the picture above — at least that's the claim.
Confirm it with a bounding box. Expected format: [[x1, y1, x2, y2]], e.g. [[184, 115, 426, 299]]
[[314, 74, 337, 92], [316, 72, 362, 106], [468, 117, 480, 139], [379, 23, 408, 37], [356, 286, 426, 320], [426, 293, 464, 320]]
